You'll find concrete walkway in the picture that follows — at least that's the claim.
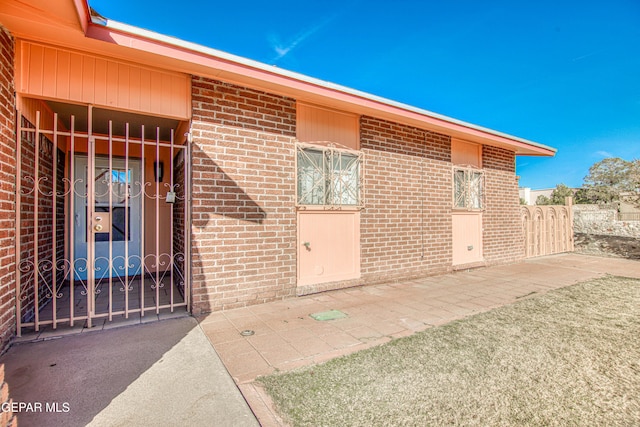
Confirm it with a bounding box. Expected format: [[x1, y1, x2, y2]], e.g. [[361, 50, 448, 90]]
[[196, 253, 640, 425], [1, 316, 258, 427]]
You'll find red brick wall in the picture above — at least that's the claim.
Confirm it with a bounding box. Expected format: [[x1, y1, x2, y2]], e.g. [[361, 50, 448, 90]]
[[360, 116, 453, 283], [0, 364, 16, 427], [17, 119, 65, 326], [0, 27, 15, 351], [190, 77, 297, 313], [172, 149, 187, 293], [482, 145, 524, 263], [188, 78, 523, 313]]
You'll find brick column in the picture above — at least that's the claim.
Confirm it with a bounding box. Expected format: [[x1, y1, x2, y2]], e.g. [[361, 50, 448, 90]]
[[482, 145, 523, 263], [0, 26, 16, 350], [189, 77, 297, 313]]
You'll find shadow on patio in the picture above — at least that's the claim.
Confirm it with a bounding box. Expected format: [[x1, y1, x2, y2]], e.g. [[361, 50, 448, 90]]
[[0, 317, 257, 427]]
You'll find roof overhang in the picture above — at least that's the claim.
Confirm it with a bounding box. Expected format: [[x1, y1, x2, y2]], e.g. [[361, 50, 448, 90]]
[[0, 0, 556, 156]]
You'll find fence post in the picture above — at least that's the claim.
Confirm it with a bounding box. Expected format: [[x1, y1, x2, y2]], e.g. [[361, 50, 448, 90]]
[[565, 196, 574, 251]]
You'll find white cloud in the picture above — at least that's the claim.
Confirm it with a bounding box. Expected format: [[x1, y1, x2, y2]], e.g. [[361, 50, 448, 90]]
[[595, 150, 614, 158], [269, 15, 337, 62], [571, 49, 603, 62]]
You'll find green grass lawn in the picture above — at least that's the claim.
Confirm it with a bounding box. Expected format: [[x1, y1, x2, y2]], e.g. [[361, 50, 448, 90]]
[[259, 276, 640, 426]]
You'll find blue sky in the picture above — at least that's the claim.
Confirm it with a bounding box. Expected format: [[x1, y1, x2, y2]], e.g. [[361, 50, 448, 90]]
[[90, 0, 640, 189]]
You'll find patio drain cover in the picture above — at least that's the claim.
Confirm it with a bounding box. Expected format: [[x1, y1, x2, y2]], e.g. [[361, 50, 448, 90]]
[[310, 309, 348, 321]]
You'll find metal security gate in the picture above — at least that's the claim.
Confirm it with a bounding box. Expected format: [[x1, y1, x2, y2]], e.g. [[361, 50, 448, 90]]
[[16, 103, 191, 335]]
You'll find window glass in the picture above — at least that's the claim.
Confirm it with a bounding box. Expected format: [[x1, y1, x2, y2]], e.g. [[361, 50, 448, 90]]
[[453, 168, 483, 209], [297, 146, 361, 206], [297, 148, 325, 205], [470, 171, 483, 209], [454, 169, 466, 208], [330, 152, 359, 205], [93, 206, 130, 242]]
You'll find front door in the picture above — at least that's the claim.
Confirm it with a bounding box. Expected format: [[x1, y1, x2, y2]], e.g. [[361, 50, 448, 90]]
[[73, 155, 143, 281], [16, 103, 192, 335]]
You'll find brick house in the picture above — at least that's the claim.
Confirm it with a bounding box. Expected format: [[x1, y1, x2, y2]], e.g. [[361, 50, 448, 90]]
[[0, 0, 555, 348]]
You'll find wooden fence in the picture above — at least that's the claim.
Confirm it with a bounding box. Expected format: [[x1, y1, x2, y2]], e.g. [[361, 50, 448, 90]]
[[521, 204, 574, 258]]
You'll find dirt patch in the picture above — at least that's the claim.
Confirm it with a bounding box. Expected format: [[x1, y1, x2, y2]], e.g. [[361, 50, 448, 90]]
[[574, 233, 640, 260]]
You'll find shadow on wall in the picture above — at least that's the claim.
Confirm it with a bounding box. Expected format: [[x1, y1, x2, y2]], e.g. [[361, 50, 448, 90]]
[[192, 143, 267, 225], [188, 143, 269, 316]]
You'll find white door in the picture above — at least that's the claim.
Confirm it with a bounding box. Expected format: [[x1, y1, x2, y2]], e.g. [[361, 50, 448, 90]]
[[73, 156, 142, 280]]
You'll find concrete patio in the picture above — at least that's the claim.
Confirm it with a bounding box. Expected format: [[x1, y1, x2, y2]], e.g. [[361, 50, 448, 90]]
[[196, 253, 640, 425]]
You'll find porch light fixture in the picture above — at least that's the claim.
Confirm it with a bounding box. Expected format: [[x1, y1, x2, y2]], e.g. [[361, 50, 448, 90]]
[[153, 161, 164, 182]]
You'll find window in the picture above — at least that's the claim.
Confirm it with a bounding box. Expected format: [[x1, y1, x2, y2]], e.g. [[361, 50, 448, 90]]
[[91, 166, 134, 242], [296, 144, 362, 207], [453, 168, 484, 209]]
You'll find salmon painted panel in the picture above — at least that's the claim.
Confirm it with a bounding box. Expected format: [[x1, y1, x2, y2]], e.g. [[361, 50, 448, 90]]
[[298, 211, 360, 286], [297, 102, 359, 150], [451, 138, 482, 168], [452, 212, 483, 265], [16, 41, 190, 119]]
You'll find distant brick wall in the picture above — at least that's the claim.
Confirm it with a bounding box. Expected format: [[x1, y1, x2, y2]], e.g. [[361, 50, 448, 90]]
[[0, 26, 15, 351], [190, 77, 297, 313], [360, 117, 453, 283], [482, 145, 523, 264]]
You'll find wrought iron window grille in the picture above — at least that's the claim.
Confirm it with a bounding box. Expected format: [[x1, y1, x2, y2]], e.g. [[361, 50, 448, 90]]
[[453, 165, 485, 210], [296, 142, 364, 209]]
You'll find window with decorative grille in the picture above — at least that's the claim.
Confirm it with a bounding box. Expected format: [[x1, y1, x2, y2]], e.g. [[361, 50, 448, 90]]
[[296, 144, 363, 208], [453, 168, 484, 210]]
